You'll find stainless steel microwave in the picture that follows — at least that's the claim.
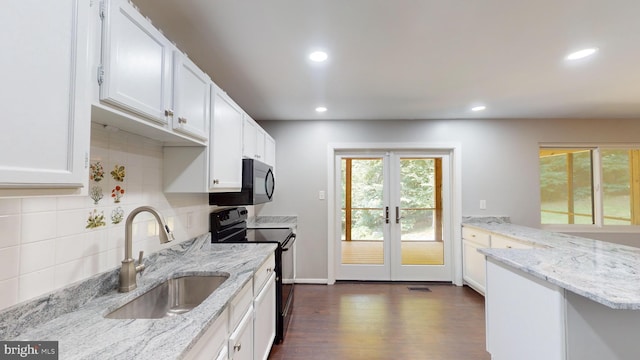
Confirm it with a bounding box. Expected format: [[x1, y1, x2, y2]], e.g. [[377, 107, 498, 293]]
[[209, 159, 274, 205]]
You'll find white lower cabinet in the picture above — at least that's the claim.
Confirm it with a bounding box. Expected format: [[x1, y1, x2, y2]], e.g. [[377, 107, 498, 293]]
[[184, 308, 229, 360], [186, 253, 276, 360], [490, 234, 534, 249], [486, 259, 640, 360], [254, 273, 276, 360], [486, 260, 566, 360], [462, 240, 486, 295], [461, 227, 490, 295], [229, 305, 254, 360], [462, 226, 541, 296], [215, 346, 228, 360]]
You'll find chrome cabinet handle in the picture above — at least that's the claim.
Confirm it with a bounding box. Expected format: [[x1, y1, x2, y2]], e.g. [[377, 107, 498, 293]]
[[234, 343, 242, 351], [178, 117, 187, 124], [164, 109, 174, 117]]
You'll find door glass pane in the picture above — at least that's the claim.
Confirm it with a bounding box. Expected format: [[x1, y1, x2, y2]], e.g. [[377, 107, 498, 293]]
[[341, 158, 385, 265], [539, 149, 594, 224], [398, 158, 443, 265]]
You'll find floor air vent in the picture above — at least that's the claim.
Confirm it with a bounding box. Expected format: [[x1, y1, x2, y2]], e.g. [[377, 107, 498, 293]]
[[408, 286, 432, 292]]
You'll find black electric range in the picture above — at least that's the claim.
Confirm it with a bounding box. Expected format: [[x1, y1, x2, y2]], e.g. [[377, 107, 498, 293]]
[[210, 207, 296, 344]]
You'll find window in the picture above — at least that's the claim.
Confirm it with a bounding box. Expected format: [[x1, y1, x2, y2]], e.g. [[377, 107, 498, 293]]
[[540, 146, 640, 227]]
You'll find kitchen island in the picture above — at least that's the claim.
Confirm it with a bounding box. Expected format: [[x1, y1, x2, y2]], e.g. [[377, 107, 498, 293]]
[[468, 220, 640, 360], [0, 234, 277, 360]]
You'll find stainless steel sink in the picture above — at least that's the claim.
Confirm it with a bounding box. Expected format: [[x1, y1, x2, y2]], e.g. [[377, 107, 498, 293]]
[[105, 274, 229, 319]]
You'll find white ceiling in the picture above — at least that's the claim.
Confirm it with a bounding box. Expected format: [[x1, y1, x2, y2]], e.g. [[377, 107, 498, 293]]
[[132, 0, 640, 121]]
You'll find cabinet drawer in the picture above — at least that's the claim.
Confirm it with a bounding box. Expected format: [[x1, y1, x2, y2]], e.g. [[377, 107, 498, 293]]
[[183, 307, 228, 360], [230, 280, 253, 331], [491, 234, 532, 249], [462, 227, 491, 247], [254, 253, 275, 294]]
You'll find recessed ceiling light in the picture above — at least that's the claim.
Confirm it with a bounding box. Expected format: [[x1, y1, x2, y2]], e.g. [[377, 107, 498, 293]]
[[566, 48, 598, 60], [309, 51, 328, 62], [315, 106, 327, 113], [471, 105, 486, 112]]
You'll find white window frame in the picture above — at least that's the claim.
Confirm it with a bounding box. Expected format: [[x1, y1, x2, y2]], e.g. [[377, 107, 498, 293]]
[[540, 143, 640, 233]]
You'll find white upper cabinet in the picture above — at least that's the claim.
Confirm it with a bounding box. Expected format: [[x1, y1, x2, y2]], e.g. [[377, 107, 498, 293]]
[[99, 0, 172, 125], [242, 115, 258, 159], [209, 86, 243, 191], [163, 84, 243, 193], [243, 115, 275, 166], [264, 134, 276, 167], [172, 52, 211, 141], [0, 0, 91, 191]]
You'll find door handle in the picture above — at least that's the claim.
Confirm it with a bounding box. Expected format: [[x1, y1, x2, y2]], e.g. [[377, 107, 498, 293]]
[[395, 206, 403, 224], [385, 206, 389, 224]]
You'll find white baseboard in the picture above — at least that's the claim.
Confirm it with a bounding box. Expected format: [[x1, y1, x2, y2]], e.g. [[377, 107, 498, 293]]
[[295, 278, 329, 284]]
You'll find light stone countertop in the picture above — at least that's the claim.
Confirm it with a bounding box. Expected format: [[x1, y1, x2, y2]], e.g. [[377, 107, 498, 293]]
[[0, 234, 277, 360], [247, 215, 297, 230], [464, 219, 640, 309]]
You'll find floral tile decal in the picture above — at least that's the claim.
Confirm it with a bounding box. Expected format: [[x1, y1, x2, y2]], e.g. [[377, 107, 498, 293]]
[[111, 164, 126, 182], [111, 207, 124, 224], [89, 185, 103, 205], [111, 185, 125, 203], [86, 209, 106, 229], [90, 161, 104, 182]]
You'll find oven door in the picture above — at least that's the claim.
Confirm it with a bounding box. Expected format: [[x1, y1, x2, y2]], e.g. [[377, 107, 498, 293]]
[[280, 233, 296, 340]]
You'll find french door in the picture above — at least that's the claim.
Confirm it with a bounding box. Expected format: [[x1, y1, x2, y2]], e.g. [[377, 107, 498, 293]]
[[336, 151, 452, 281]]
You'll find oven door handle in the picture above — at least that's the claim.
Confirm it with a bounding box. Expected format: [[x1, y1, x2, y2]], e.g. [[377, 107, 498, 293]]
[[281, 233, 296, 251]]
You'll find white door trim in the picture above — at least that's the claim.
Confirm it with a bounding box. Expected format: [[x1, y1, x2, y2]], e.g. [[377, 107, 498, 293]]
[[326, 142, 463, 286]]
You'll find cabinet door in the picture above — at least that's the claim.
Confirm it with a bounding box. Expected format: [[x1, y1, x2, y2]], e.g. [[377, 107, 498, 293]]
[[462, 240, 486, 295], [209, 87, 243, 191], [172, 52, 210, 140], [183, 308, 229, 360], [255, 128, 266, 161], [242, 116, 258, 159], [264, 134, 276, 167], [254, 273, 276, 360], [229, 305, 254, 360], [100, 0, 171, 124], [0, 0, 90, 189]]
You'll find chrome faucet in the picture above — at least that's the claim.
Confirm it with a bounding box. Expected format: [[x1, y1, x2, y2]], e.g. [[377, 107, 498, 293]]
[[119, 206, 175, 292]]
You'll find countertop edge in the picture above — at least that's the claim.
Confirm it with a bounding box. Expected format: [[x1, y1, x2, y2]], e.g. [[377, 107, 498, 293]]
[[467, 222, 640, 310]]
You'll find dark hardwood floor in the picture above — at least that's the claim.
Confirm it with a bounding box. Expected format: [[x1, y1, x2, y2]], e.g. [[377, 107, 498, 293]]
[[269, 282, 490, 360]]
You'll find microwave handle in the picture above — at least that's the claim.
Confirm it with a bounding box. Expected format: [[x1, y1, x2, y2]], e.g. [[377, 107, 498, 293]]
[[265, 168, 275, 199]]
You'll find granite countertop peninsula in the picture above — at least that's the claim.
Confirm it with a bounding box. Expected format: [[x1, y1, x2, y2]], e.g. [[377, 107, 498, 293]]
[[463, 217, 640, 309], [0, 234, 277, 360], [247, 215, 297, 230]]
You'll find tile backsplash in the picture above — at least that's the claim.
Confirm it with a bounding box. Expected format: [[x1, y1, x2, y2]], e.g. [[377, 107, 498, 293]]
[[0, 124, 211, 311]]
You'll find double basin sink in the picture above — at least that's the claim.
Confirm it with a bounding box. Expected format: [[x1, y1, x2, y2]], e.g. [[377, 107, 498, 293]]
[[106, 274, 229, 319]]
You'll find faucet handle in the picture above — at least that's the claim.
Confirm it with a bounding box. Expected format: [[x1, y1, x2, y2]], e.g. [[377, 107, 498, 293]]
[[135, 250, 146, 273]]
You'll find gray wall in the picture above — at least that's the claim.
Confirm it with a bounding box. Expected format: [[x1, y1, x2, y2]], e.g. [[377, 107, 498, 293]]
[[256, 118, 640, 281]]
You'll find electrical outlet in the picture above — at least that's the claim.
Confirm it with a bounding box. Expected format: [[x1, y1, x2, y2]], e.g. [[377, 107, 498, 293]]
[[318, 191, 326, 200], [480, 200, 487, 210]]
